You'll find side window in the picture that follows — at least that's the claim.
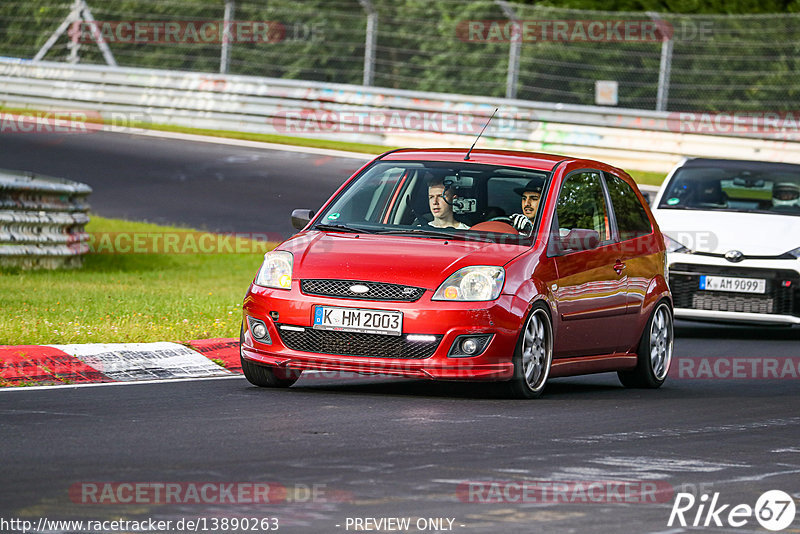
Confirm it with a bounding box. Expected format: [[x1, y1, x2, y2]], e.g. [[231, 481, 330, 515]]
[[606, 173, 653, 240], [554, 171, 610, 242], [328, 166, 405, 224]]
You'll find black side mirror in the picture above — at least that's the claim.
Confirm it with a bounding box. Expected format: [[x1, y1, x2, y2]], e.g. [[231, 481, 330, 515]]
[[291, 209, 315, 230]]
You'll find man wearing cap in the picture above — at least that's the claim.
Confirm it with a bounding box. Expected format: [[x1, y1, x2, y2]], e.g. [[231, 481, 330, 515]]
[[509, 177, 545, 234]]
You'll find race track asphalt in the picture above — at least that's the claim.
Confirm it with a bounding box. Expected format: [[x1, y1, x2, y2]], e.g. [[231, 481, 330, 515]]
[[0, 130, 366, 237], [1, 130, 798, 533]]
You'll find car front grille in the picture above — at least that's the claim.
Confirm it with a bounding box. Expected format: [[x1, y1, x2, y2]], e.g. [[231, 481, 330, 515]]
[[301, 279, 425, 302], [669, 263, 799, 316], [275, 324, 441, 359]]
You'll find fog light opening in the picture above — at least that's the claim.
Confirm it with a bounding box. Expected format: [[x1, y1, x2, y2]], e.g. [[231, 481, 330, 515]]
[[448, 334, 493, 358], [247, 316, 272, 344]]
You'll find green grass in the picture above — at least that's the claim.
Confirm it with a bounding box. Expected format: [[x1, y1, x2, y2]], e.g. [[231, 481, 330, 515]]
[[0, 216, 273, 345], [627, 170, 666, 187], [142, 122, 398, 155]]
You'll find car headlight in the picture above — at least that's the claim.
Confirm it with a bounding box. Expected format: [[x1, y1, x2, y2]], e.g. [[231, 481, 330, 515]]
[[786, 246, 800, 259], [254, 251, 293, 289], [664, 235, 692, 254], [432, 266, 505, 301]]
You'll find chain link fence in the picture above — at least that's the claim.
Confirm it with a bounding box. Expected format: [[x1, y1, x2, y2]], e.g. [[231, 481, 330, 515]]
[[2, 0, 799, 112]]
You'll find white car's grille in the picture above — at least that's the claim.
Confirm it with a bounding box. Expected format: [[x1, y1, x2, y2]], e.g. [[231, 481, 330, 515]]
[[670, 263, 798, 316], [691, 293, 774, 314]]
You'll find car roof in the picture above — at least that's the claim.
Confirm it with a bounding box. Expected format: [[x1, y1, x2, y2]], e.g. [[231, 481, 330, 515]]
[[679, 158, 800, 173], [378, 148, 572, 172]]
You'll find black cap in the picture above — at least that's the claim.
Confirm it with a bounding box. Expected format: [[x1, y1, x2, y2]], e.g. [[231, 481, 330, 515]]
[[514, 177, 544, 196]]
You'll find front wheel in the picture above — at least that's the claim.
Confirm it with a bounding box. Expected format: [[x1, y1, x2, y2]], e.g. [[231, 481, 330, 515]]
[[507, 304, 553, 399], [618, 301, 673, 388], [240, 323, 301, 388]]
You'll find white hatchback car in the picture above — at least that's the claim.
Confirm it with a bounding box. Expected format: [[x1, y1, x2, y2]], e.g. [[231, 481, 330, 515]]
[[652, 158, 800, 326]]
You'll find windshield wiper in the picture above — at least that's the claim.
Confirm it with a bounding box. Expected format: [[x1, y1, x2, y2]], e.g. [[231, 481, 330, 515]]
[[313, 223, 367, 233], [376, 227, 492, 242]]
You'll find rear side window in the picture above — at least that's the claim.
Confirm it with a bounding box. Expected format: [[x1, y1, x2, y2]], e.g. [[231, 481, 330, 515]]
[[555, 171, 610, 242], [606, 174, 652, 240]]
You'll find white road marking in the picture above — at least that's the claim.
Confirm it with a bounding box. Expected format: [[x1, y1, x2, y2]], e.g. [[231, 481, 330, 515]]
[[51, 342, 232, 381]]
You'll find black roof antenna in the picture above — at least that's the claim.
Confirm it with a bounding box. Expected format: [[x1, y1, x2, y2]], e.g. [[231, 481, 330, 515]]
[[464, 108, 498, 161]]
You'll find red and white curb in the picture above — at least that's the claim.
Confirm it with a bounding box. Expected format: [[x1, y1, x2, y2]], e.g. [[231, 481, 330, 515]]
[[0, 338, 241, 387]]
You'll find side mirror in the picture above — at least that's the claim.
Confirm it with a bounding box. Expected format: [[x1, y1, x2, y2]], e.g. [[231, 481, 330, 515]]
[[560, 228, 600, 251], [291, 209, 315, 230]]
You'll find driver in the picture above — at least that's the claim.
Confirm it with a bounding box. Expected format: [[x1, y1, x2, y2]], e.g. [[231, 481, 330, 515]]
[[772, 182, 800, 208], [428, 178, 470, 229], [509, 177, 545, 234]]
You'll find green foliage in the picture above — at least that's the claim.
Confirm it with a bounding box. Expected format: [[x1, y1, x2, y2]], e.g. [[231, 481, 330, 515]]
[[0, 216, 271, 344], [0, 0, 798, 111]]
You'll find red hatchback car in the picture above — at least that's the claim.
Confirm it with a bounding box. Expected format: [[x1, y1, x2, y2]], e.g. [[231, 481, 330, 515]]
[[241, 149, 673, 398]]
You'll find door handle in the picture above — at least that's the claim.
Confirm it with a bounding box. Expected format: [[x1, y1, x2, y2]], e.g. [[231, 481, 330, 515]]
[[613, 260, 626, 275]]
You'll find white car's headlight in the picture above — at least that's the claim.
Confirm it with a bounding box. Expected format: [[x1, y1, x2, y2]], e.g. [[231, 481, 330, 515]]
[[664, 235, 692, 254], [254, 251, 293, 289], [432, 266, 505, 301]]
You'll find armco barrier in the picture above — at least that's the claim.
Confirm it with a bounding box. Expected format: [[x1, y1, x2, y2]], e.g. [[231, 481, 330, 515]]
[[1, 58, 800, 172], [0, 169, 91, 269]]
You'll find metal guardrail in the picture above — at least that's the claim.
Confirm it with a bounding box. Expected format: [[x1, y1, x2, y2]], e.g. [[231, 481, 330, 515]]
[[1, 58, 799, 172], [0, 169, 91, 269]]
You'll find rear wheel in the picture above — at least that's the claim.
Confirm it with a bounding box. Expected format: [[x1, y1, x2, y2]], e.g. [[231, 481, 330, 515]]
[[618, 301, 673, 388], [239, 323, 301, 388], [507, 304, 553, 399]]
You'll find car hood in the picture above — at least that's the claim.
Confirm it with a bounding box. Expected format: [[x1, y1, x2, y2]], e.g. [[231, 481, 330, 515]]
[[277, 231, 527, 289], [655, 209, 800, 255]]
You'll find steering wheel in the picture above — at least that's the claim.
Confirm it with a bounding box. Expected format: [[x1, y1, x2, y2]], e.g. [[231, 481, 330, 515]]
[[487, 216, 512, 223]]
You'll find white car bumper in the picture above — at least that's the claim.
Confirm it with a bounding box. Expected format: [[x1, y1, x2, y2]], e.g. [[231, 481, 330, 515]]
[[667, 252, 800, 326]]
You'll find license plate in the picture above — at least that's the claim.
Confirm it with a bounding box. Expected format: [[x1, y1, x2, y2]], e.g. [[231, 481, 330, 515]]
[[699, 275, 766, 294], [313, 306, 402, 336]]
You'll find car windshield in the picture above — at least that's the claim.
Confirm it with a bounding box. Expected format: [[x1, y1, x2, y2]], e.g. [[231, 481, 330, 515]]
[[314, 161, 550, 243], [658, 165, 800, 216]]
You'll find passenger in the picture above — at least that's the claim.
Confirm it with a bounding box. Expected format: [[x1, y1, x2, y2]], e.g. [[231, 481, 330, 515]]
[[428, 179, 470, 229], [771, 182, 800, 208], [509, 177, 545, 234]]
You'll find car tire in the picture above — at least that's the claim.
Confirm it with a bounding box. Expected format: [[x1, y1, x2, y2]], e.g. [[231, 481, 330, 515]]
[[239, 323, 301, 388], [507, 303, 553, 399], [618, 301, 673, 389]]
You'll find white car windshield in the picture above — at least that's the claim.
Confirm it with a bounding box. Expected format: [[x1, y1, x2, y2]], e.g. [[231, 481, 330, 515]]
[[315, 161, 550, 243], [658, 165, 800, 216]]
